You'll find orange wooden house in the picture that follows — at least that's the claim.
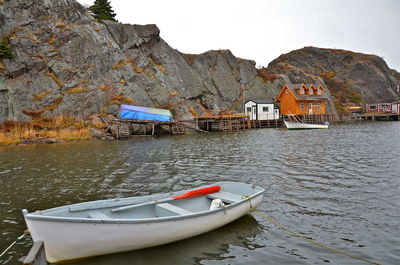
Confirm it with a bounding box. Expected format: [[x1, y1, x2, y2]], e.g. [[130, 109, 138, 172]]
[[276, 84, 329, 115]]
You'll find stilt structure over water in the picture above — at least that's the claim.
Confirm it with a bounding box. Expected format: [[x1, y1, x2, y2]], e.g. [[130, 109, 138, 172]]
[[109, 119, 187, 138], [194, 114, 250, 132], [194, 112, 284, 131], [359, 112, 400, 121]]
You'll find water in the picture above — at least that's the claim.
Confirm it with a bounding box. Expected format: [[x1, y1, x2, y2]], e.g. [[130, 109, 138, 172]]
[[1, 121, 399, 265]]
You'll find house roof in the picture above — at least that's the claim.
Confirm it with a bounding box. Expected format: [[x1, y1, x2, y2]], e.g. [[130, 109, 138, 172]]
[[281, 84, 330, 101]]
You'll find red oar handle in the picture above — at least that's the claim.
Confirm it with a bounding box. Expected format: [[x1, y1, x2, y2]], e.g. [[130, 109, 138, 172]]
[[173, 185, 221, 200]]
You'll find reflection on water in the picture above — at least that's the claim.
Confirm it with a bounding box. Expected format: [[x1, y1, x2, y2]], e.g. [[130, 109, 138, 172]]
[[1, 121, 400, 265]]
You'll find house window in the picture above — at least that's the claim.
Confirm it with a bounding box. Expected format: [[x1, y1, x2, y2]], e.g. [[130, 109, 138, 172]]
[[299, 88, 304, 94], [317, 89, 322, 95], [369, 105, 377, 110], [300, 103, 304, 109], [263, 106, 269, 112], [285, 89, 289, 93], [309, 89, 313, 95], [316, 103, 321, 109], [247, 107, 251, 112]]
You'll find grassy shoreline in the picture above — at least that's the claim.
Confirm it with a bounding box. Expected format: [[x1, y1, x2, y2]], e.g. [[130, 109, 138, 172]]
[[0, 116, 93, 146]]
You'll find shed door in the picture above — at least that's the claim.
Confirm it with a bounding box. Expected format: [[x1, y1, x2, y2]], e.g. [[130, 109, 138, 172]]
[[252, 106, 257, 120]]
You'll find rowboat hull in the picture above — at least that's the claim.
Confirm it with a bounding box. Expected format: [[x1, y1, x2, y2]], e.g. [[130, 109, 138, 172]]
[[23, 182, 264, 263], [284, 120, 329, 130]]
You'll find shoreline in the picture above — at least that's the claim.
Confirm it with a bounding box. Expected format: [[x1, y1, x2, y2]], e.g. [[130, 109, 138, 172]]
[[1, 117, 396, 147]]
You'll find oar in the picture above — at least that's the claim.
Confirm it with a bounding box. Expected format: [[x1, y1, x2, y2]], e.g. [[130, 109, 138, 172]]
[[111, 185, 221, 213]]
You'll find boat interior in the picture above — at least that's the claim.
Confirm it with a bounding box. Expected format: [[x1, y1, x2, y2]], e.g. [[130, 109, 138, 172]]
[[33, 183, 263, 220]]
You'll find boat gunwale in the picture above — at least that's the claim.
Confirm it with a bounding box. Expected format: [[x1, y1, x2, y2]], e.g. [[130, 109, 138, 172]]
[[23, 182, 265, 224]]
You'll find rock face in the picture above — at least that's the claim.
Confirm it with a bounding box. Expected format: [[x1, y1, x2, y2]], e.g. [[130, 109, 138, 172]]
[[1, 1, 399, 122], [0, 0, 282, 122], [265, 47, 400, 113]]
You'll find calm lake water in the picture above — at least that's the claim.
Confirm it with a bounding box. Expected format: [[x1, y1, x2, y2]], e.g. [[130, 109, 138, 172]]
[[1, 121, 399, 265]]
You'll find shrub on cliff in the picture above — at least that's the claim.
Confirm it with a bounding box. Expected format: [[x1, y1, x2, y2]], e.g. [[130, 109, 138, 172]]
[[90, 0, 117, 22], [0, 36, 13, 59]]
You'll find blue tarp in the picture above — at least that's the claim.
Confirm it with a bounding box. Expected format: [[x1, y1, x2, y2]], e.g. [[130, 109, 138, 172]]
[[120, 105, 173, 122]]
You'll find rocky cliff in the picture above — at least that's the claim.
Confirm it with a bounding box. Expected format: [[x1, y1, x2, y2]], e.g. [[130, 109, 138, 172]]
[[0, 0, 284, 123], [265, 46, 400, 113], [1, 0, 399, 122]]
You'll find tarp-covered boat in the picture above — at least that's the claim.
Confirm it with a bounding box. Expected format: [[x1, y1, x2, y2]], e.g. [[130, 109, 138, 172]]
[[22, 182, 264, 263], [120, 104, 173, 122]]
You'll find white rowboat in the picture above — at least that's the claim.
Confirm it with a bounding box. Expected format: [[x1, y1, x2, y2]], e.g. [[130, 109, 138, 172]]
[[22, 182, 264, 263], [284, 120, 330, 130]]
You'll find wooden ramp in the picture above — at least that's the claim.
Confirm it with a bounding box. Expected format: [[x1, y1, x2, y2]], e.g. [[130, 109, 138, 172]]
[[23, 241, 47, 265]]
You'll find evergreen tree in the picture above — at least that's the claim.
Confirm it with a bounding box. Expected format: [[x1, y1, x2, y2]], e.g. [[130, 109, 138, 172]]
[[90, 0, 117, 22], [0, 36, 13, 59]]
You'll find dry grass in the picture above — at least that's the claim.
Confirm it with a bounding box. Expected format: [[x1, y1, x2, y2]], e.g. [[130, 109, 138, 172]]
[[0, 61, 5, 72], [111, 60, 126, 69], [44, 96, 63, 111], [97, 84, 113, 91], [32, 90, 51, 101], [0, 117, 92, 146], [169, 91, 179, 97], [27, 34, 41, 44], [30, 53, 44, 60], [156, 64, 168, 75], [256, 69, 279, 83], [47, 34, 57, 45], [109, 94, 135, 105], [46, 72, 64, 88], [55, 22, 67, 28], [322, 71, 336, 78], [131, 64, 144, 73], [188, 106, 198, 116], [63, 88, 87, 94], [6, 31, 16, 40]]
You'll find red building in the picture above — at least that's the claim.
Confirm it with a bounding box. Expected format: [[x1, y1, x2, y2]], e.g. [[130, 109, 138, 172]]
[[366, 102, 400, 114]]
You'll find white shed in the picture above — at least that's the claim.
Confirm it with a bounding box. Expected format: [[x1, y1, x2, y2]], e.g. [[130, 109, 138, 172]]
[[244, 100, 279, 120]]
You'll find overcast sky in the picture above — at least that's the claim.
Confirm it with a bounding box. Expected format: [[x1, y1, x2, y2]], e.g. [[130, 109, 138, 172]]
[[77, 0, 400, 71]]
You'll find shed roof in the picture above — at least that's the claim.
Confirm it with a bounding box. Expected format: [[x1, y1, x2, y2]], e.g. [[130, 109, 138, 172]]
[[246, 99, 275, 104]]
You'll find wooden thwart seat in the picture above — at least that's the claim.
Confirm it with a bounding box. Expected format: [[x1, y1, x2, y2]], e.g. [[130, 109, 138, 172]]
[[207, 191, 243, 204], [156, 203, 192, 215], [88, 211, 111, 220]]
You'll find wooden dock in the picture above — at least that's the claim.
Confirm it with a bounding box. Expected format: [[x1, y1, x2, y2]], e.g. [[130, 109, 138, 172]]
[[194, 113, 285, 131], [106, 113, 368, 135], [249, 119, 284, 129], [359, 112, 400, 121]]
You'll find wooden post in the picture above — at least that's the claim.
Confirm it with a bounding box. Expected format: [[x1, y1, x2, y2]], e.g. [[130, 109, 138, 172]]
[[23, 241, 47, 265]]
